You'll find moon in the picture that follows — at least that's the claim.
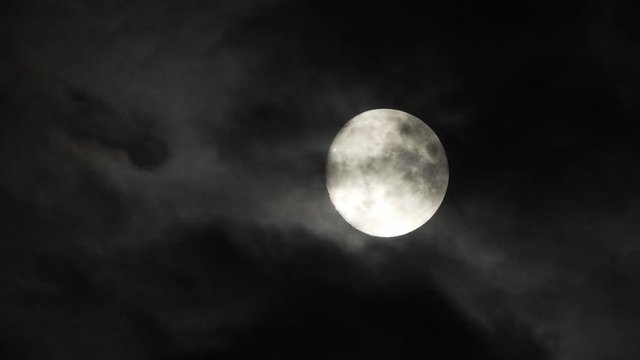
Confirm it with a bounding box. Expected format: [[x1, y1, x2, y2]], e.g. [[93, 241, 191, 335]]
[[326, 109, 449, 237]]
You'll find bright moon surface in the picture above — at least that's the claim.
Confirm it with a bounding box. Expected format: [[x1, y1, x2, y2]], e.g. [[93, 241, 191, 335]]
[[326, 109, 449, 237]]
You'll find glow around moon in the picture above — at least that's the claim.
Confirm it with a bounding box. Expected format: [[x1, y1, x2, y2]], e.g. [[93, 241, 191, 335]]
[[326, 109, 449, 237]]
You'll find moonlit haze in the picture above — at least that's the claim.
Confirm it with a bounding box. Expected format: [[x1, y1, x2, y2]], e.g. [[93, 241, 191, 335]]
[[3, 1, 640, 359]]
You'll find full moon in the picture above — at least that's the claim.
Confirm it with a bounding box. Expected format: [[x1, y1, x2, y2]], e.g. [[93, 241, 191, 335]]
[[326, 109, 449, 237]]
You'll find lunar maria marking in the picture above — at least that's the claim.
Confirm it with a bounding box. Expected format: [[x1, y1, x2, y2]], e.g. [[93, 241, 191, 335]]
[[326, 109, 449, 237]]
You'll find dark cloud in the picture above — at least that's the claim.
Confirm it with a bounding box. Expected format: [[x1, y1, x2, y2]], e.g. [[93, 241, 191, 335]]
[[58, 86, 170, 169], [2, 0, 639, 359], [0, 216, 546, 359]]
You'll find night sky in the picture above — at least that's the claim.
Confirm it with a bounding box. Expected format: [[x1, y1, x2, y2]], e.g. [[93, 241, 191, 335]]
[[2, 1, 640, 359]]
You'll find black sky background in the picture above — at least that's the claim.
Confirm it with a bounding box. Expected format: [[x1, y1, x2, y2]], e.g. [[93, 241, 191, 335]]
[[1, 0, 640, 359]]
